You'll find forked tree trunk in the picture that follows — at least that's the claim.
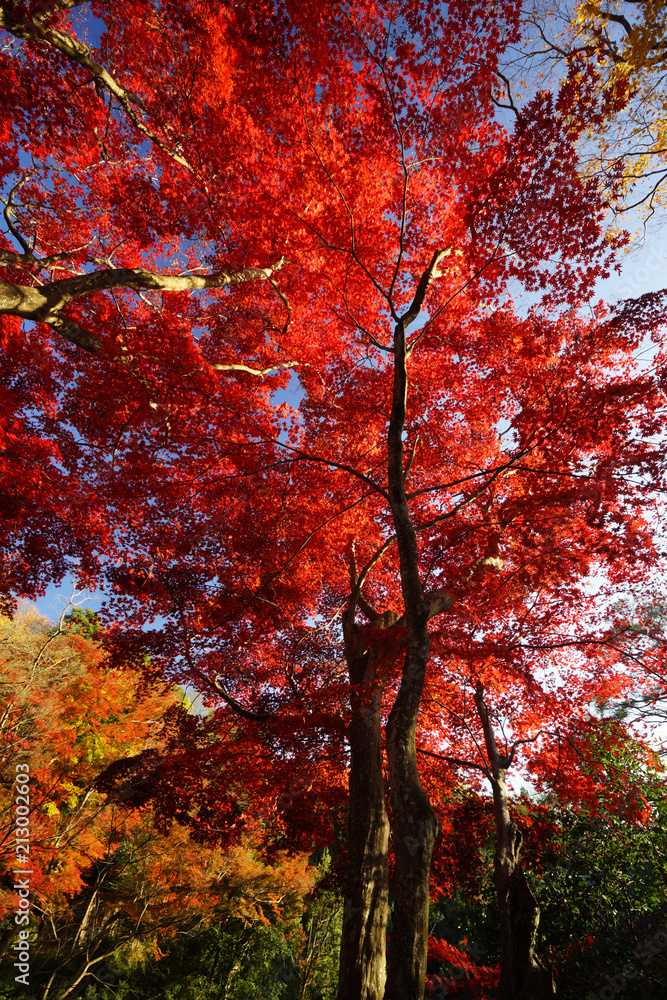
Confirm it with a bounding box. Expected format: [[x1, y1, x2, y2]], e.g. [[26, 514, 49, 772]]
[[474, 686, 556, 1000], [383, 260, 447, 1000], [339, 253, 459, 1000]]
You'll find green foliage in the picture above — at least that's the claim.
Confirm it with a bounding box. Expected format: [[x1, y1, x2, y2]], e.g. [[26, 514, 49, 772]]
[[74, 864, 343, 1000], [423, 734, 667, 999], [86, 919, 295, 1000], [532, 797, 667, 997], [63, 608, 104, 640], [295, 861, 342, 1000]]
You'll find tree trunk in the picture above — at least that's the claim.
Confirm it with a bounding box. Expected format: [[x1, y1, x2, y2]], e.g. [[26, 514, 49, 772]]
[[336, 614, 390, 1000], [474, 686, 555, 1000], [384, 657, 438, 1000], [339, 254, 454, 1000], [383, 263, 446, 1000]]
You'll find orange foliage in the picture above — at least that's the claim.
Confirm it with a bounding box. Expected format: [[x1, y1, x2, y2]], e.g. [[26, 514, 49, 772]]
[[0, 606, 315, 996]]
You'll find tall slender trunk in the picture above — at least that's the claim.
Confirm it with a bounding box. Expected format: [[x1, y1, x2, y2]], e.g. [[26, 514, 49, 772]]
[[383, 259, 446, 1000], [474, 686, 555, 1000], [338, 254, 454, 1000], [336, 612, 390, 1000]]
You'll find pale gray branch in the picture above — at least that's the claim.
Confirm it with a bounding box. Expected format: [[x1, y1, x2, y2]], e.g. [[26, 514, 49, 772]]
[[0, 257, 289, 358], [210, 360, 298, 377]]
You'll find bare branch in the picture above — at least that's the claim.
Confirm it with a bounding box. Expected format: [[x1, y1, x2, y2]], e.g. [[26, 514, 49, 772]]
[[506, 729, 550, 769], [46, 257, 289, 300], [416, 745, 490, 776], [403, 434, 419, 483], [491, 71, 523, 123], [210, 361, 298, 377], [400, 248, 450, 330], [276, 441, 389, 501], [213, 674, 269, 722], [473, 682, 505, 775], [1, 176, 32, 255], [0, 257, 290, 357]]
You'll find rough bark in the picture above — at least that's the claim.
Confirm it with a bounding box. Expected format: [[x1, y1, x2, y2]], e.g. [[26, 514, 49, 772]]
[[337, 604, 392, 1000], [0, 259, 288, 358], [385, 670, 438, 1000], [474, 686, 556, 1000]]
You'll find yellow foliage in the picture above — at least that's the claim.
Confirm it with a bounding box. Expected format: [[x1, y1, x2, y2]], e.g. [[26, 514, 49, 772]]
[[570, 1, 667, 214]]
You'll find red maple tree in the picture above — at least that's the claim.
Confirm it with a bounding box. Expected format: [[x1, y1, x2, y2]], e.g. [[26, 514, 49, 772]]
[[2, 3, 667, 998]]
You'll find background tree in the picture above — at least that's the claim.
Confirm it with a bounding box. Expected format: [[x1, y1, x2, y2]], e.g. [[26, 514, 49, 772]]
[[516, 1, 667, 220], [407, 574, 667, 999], [423, 723, 667, 999], [534, 728, 667, 998], [0, 606, 318, 1000]]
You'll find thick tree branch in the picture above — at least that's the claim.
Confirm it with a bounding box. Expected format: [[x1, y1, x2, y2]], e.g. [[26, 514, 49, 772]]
[[213, 674, 269, 722], [45, 260, 288, 299], [210, 361, 298, 377], [1, 177, 32, 255], [0, 257, 289, 357], [0, 245, 94, 272], [491, 71, 523, 124], [400, 249, 450, 330], [415, 745, 490, 777], [474, 682, 505, 774], [593, 8, 633, 38]]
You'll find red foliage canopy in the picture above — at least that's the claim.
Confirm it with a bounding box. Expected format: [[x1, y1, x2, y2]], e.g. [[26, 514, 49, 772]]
[[2, 2, 667, 997]]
